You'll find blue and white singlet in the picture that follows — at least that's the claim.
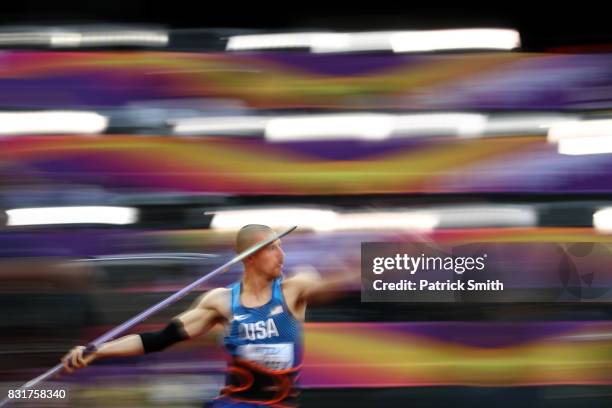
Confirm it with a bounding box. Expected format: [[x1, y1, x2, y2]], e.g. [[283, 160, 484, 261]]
[[214, 277, 303, 406]]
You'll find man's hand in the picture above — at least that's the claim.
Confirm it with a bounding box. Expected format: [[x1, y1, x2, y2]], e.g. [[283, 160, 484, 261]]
[[61, 345, 97, 373]]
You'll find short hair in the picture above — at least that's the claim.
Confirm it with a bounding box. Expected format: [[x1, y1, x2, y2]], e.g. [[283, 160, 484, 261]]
[[235, 224, 274, 253]]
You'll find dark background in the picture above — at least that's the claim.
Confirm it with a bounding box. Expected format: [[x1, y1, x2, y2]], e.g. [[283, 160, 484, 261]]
[[0, 3, 610, 50]]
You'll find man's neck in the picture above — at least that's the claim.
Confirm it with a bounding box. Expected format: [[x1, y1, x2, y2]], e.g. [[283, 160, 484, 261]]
[[241, 269, 275, 303]]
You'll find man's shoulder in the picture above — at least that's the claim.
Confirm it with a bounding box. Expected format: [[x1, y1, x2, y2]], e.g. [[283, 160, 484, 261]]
[[206, 286, 232, 301], [208, 286, 232, 296], [196, 287, 231, 309]]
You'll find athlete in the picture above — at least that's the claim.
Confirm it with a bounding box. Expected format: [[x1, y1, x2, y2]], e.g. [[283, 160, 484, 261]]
[[61, 224, 353, 407]]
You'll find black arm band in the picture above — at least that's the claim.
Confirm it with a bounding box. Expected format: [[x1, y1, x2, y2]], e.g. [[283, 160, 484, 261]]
[[139, 319, 189, 354]]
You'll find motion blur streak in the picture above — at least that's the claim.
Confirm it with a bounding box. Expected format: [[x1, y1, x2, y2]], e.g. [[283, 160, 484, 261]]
[[5, 206, 138, 226]]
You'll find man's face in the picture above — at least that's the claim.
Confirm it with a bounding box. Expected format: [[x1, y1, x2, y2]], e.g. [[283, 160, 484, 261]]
[[247, 233, 285, 278]]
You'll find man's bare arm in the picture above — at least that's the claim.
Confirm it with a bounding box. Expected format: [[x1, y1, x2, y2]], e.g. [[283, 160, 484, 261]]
[[174, 287, 229, 338], [61, 288, 229, 373], [285, 262, 359, 304]]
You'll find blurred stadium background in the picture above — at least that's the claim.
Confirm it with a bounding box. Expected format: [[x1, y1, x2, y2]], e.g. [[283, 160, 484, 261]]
[[0, 3, 612, 407]]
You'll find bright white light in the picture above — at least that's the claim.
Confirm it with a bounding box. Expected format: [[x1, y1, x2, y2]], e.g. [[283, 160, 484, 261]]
[[548, 119, 612, 142], [335, 211, 439, 231], [77, 30, 168, 47], [0, 28, 168, 48], [172, 116, 266, 136], [209, 206, 535, 232], [394, 113, 487, 138], [49, 32, 82, 47], [227, 29, 520, 53], [265, 114, 395, 141], [548, 119, 612, 151], [227, 33, 325, 50], [211, 208, 437, 232], [390, 29, 520, 52], [310, 32, 392, 53], [434, 206, 537, 228], [593, 208, 612, 232], [265, 113, 487, 141], [227, 32, 390, 53], [6, 206, 138, 226], [558, 135, 612, 155], [334, 206, 535, 231], [51, 30, 168, 47], [172, 112, 580, 141], [210, 208, 436, 232], [210, 208, 338, 231], [0, 111, 108, 135]]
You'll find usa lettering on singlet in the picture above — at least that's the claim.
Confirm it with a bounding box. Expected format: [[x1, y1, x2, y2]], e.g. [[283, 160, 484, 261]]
[[224, 277, 303, 371]]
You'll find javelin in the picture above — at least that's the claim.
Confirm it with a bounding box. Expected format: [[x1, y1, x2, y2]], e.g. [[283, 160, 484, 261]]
[[0, 226, 297, 407]]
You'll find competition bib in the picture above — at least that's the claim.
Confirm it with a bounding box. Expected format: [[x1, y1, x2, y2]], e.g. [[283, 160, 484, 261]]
[[236, 343, 294, 371]]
